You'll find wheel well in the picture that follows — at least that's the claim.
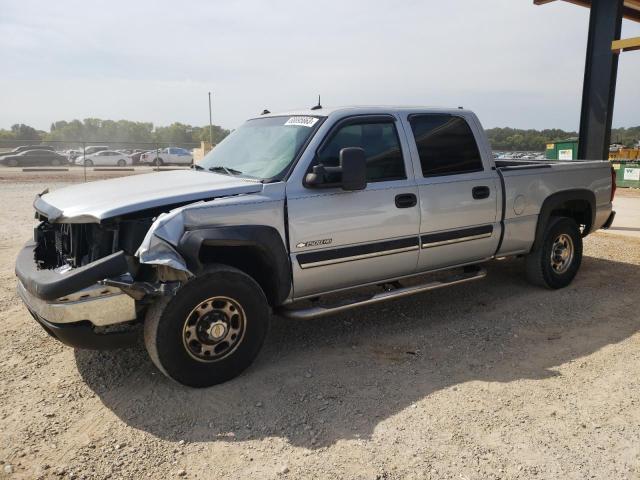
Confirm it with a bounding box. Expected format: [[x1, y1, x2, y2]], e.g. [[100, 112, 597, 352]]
[[199, 245, 280, 306], [549, 199, 593, 234]]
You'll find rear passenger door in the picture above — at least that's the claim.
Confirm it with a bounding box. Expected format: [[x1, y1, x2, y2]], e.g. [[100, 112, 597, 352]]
[[403, 113, 500, 271], [287, 115, 420, 298]]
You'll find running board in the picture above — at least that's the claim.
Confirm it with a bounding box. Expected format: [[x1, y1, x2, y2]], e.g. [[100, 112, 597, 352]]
[[278, 267, 487, 320]]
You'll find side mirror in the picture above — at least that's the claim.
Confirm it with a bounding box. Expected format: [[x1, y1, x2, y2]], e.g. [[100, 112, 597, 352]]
[[304, 147, 367, 191], [339, 147, 367, 191]]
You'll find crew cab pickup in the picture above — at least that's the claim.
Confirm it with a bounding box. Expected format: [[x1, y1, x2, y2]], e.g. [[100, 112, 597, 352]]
[[16, 106, 616, 387]]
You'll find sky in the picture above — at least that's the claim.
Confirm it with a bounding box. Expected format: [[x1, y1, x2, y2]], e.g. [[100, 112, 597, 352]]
[[0, 0, 639, 132]]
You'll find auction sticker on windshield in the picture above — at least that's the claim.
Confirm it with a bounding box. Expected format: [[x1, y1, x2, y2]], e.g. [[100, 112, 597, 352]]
[[284, 116, 319, 128]]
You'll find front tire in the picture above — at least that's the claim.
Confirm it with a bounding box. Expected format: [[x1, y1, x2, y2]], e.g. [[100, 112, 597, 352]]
[[117, 159, 127, 166], [144, 265, 270, 387], [525, 216, 582, 289]]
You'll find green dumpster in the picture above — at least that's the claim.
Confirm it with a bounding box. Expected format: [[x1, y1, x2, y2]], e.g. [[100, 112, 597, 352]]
[[545, 139, 579, 160], [612, 161, 640, 188]]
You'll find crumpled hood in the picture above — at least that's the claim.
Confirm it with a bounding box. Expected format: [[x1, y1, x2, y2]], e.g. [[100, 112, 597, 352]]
[[34, 170, 263, 223]]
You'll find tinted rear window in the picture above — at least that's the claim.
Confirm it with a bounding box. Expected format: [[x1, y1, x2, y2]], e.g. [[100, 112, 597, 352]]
[[409, 115, 483, 177]]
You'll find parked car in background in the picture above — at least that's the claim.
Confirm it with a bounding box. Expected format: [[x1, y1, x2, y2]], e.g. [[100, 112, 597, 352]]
[[66, 149, 83, 161], [1, 149, 67, 167], [129, 149, 148, 165], [84, 146, 109, 155], [75, 150, 131, 167], [0, 145, 54, 159], [139, 147, 193, 166]]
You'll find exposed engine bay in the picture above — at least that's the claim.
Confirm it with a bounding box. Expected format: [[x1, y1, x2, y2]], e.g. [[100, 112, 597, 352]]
[[34, 216, 152, 270]]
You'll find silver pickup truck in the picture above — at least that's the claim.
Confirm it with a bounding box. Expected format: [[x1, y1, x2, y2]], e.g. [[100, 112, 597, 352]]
[[16, 106, 616, 387]]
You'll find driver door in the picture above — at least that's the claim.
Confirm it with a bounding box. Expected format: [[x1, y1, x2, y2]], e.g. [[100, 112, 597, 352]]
[[286, 115, 420, 298]]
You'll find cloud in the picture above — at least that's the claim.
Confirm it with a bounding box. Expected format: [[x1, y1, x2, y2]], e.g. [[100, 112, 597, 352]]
[[0, 0, 638, 130]]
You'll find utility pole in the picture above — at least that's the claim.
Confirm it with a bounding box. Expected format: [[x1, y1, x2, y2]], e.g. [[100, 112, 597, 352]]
[[208, 92, 213, 147]]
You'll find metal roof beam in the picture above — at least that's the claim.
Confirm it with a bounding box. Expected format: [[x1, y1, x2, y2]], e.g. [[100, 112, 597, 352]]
[[534, 0, 640, 22], [611, 36, 640, 52]]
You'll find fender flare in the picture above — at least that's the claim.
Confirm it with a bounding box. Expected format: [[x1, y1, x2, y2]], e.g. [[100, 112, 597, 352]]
[[177, 225, 291, 305], [532, 189, 596, 252]]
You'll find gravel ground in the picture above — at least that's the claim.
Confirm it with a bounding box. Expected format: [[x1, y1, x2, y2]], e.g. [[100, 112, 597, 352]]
[[1, 178, 639, 480]]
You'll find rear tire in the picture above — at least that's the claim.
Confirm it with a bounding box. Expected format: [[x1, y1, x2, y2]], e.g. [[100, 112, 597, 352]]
[[84, 159, 93, 167], [525, 216, 582, 289], [51, 158, 61, 166], [7, 158, 18, 167], [153, 158, 164, 166], [144, 265, 270, 387]]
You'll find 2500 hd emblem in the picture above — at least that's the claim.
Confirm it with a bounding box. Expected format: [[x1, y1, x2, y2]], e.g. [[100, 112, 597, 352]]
[[296, 238, 332, 248]]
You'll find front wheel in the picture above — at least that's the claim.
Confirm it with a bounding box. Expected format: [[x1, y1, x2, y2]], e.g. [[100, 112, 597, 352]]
[[144, 265, 270, 387], [117, 159, 127, 166], [525, 216, 583, 289]]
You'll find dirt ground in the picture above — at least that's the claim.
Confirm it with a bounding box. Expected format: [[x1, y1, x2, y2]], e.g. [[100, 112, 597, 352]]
[[1, 175, 640, 480]]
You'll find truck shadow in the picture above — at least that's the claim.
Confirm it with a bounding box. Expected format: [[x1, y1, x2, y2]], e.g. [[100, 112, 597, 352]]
[[75, 254, 640, 449]]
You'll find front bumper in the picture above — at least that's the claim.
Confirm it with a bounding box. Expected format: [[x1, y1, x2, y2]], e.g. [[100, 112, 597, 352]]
[[16, 241, 129, 301], [18, 281, 139, 349], [15, 241, 138, 349]]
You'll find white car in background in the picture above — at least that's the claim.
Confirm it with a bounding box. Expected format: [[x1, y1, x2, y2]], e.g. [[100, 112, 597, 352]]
[[75, 150, 132, 167], [139, 147, 193, 166]]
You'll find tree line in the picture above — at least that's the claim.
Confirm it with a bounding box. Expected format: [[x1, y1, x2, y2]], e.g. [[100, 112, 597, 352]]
[[0, 119, 638, 151], [486, 126, 639, 151], [0, 119, 230, 149]]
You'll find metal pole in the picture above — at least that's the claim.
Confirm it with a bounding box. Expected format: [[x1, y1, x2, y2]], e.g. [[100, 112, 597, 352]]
[[577, 0, 623, 160], [83, 142, 86, 182], [208, 91, 213, 147]]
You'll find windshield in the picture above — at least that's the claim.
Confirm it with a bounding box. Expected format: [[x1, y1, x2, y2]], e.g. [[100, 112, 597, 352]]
[[198, 115, 322, 180]]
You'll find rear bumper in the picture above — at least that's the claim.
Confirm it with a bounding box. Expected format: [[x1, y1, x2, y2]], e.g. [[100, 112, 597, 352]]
[[602, 211, 616, 230]]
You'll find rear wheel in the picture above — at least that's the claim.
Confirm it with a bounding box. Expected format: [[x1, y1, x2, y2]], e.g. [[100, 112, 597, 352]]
[[144, 265, 270, 387], [153, 158, 164, 166], [7, 158, 18, 167], [525, 216, 582, 289], [51, 158, 61, 166], [84, 159, 94, 167]]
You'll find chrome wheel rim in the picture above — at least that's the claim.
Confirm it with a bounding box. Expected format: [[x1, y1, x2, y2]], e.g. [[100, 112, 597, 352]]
[[550, 233, 574, 274], [182, 296, 246, 362]]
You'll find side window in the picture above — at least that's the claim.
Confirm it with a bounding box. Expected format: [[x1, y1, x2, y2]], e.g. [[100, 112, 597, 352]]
[[317, 121, 406, 183], [409, 115, 483, 177]]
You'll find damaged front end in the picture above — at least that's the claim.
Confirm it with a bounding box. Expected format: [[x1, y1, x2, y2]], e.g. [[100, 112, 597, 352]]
[[17, 205, 193, 349]]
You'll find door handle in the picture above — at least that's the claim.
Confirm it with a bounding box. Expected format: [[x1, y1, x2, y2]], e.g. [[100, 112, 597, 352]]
[[395, 193, 417, 208], [472, 186, 490, 200]]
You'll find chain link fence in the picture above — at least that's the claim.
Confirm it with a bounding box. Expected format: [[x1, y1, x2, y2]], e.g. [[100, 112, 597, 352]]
[[0, 139, 205, 180]]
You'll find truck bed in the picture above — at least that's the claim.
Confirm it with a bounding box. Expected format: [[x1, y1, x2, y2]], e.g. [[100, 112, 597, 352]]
[[494, 158, 613, 257], [494, 159, 600, 170]]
